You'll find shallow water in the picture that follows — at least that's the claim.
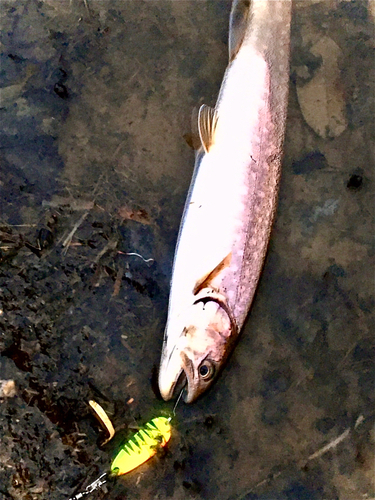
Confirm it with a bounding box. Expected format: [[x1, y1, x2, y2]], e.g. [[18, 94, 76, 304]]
[[0, 1, 374, 499]]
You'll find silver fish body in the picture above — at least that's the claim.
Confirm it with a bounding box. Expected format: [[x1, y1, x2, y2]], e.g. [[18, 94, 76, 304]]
[[159, 0, 292, 403]]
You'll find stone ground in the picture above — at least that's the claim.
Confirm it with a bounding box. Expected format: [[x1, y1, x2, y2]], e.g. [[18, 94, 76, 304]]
[[0, 1, 374, 499]]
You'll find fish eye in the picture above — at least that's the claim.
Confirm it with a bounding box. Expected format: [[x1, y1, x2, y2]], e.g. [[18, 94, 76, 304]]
[[198, 361, 215, 380]]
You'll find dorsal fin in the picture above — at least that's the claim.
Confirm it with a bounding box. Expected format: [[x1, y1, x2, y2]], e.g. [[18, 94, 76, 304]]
[[198, 104, 218, 153], [229, 0, 252, 61], [193, 252, 232, 295]]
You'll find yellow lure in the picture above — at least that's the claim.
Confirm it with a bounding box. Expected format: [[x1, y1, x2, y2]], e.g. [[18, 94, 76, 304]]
[[111, 416, 172, 475]]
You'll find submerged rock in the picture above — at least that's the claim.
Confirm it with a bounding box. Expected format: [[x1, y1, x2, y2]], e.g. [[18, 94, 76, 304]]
[[297, 36, 348, 139]]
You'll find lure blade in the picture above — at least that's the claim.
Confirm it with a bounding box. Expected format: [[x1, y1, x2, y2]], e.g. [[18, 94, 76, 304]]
[[89, 399, 115, 446], [111, 417, 171, 475]]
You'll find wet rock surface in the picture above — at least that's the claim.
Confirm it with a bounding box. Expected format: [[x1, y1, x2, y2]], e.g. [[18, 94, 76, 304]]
[[0, 1, 374, 499]]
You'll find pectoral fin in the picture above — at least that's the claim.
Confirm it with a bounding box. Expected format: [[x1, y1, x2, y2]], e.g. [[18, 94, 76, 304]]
[[193, 252, 232, 295], [198, 104, 218, 153], [229, 0, 252, 61]]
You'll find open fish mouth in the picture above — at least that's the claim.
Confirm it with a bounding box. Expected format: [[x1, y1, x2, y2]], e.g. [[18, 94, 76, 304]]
[[158, 346, 187, 402], [159, 347, 198, 403], [158, 366, 188, 402], [169, 367, 197, 404], [172, 369, 188, 401]]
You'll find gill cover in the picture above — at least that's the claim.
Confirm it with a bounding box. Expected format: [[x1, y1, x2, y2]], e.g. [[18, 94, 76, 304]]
[[159, 290, 236, 403]]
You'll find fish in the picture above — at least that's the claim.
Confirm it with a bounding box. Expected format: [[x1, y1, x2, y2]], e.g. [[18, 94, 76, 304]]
[[158, 0, 292, 403]]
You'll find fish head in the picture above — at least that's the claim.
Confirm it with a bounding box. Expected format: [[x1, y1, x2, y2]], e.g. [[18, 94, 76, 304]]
[[159, 292, 235, 403]]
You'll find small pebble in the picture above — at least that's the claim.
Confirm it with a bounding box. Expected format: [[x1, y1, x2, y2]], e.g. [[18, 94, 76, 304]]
[[0, 379, 17, 398]]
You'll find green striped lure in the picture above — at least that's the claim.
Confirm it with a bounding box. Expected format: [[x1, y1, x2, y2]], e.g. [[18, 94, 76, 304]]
[[111, 416, 172, 475], [69, 416, 172, 499]]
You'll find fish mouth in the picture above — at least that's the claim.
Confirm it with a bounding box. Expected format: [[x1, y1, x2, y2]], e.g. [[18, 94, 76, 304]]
[[159, 365, 187, 401], [159, 343, 186, 401], [174, 369, 188, 399], [159, 347, 198, 402], [179, 351, 197, 403]]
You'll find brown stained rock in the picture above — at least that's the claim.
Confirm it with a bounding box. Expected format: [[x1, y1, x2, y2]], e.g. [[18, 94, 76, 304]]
[[297, 36, 348, 139]]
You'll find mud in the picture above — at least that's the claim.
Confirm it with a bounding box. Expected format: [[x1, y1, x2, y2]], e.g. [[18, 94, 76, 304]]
[[0, 1, 374, 499]]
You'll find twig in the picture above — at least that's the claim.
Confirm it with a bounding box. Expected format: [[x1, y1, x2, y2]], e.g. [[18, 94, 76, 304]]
[[61, 175, 103, 254], [242, 414, 367, 499], [94, 240, 118, 264], [0, 223, 37, 227], [306, 428, 350, 461], [112, 266, 123, 297], [254, 472, 281, 490], [62, 212, 89, 254]]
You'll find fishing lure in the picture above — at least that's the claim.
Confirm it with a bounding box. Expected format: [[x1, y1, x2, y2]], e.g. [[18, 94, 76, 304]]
[[69, 416, 172, 499], [111, 416, 172, 475], [89, 400, 115, 446]]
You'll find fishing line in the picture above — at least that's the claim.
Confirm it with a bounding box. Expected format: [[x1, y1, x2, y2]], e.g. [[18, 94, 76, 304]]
[[172, 387, 185, 417]]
